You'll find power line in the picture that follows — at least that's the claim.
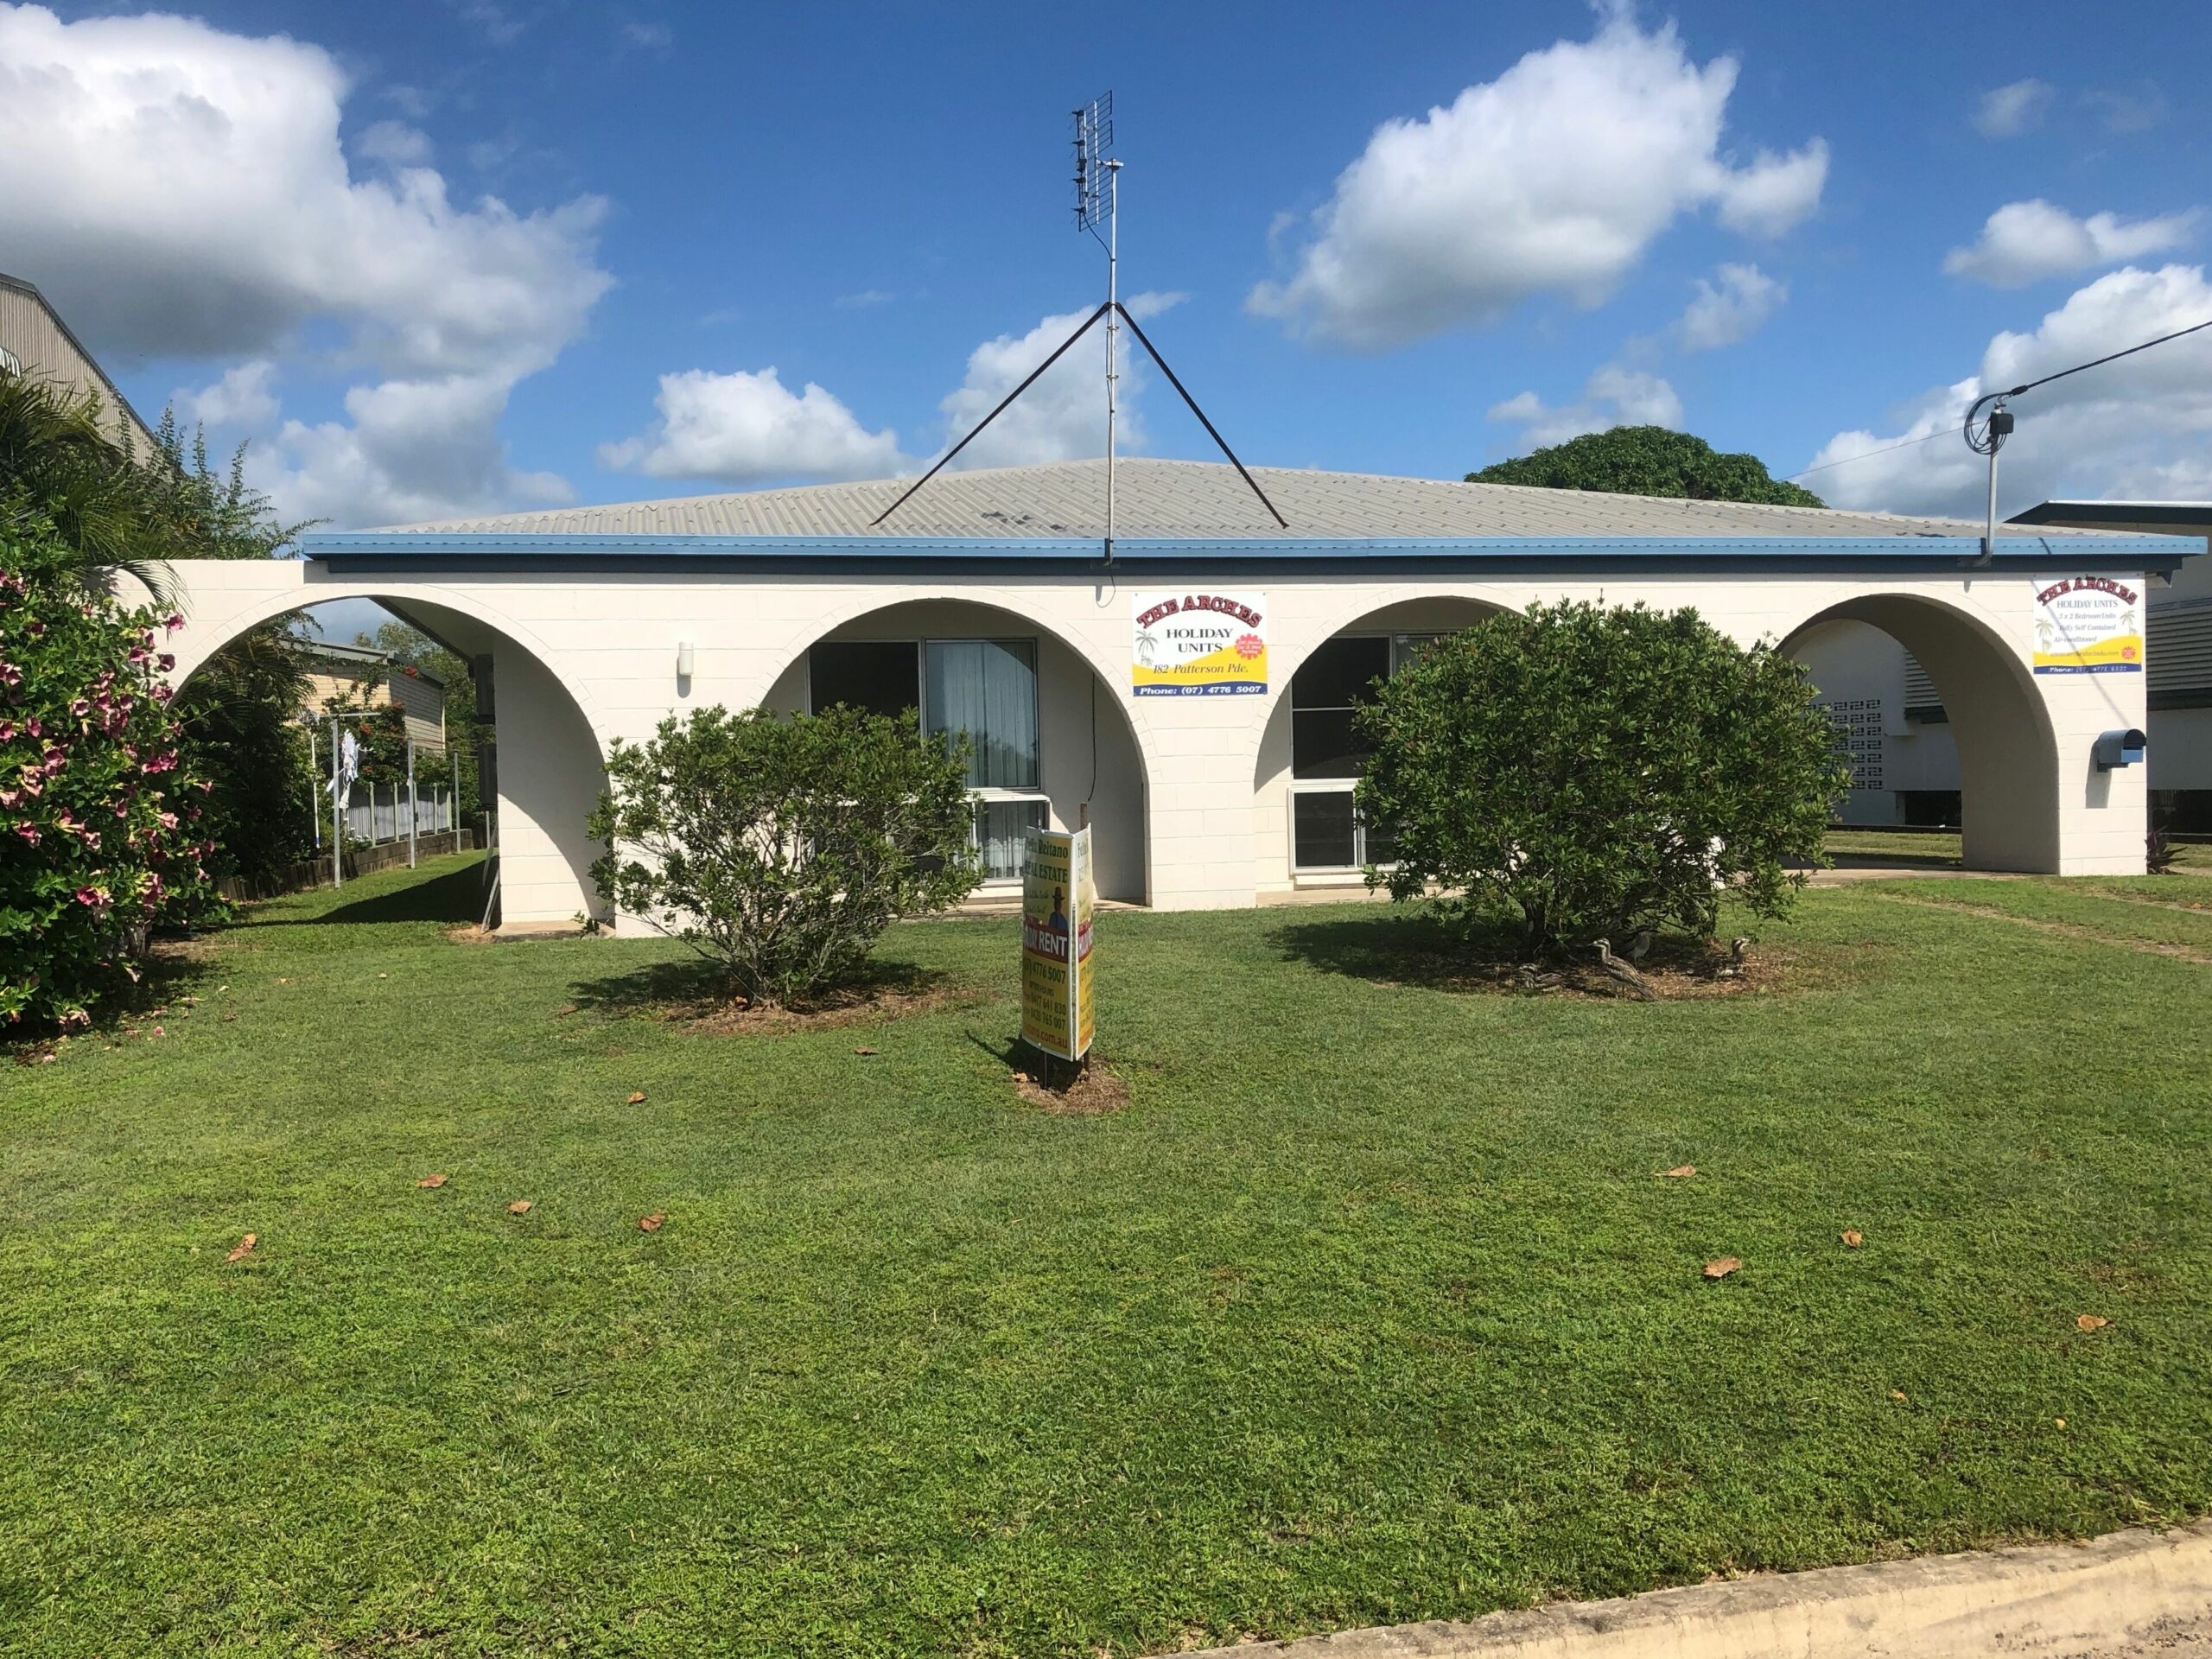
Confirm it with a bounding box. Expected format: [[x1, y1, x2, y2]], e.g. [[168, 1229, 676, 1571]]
[[1787, 428, 1948, 482], [1786, 312, 2212, 483]]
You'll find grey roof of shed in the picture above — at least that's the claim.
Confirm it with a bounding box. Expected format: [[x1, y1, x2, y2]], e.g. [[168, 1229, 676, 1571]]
[[385, 456, 2129, 541]]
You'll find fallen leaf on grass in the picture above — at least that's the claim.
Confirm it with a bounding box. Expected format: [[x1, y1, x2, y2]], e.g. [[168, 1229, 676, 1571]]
[[416, 1173, 448, 1189], [854, 1046, 879, 1057], [1891, 1389, 1908, 1402], [506, 1200, 533, 1215], [639, 1212, 664, 1232], [1663, 1165, 1696, 1179], [1841, 1230, 1863, 1249], [223, 1014, 238, 1023], [1702, 1256, 1742, 1279], [626, 1090, 646, 1105], [2056, 1417, 2067, 1427], [276, 977, 290, 984], [377, 972, 388, 980], [2077, 1313, 2109, 1332], [225, 1233, 257, 1264]]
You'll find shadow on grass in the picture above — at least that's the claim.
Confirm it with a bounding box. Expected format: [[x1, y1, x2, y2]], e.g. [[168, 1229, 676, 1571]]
[[1271, 910, 1757, 1000], [569, 955, 962, 1032], [1819, 850, 1963, 871], [1271, 911, 1535, 993], [247, 862, 489, 928]]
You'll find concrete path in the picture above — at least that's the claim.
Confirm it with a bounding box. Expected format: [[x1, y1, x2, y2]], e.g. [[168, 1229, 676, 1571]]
[[1178, 1520, 2212, 1659]]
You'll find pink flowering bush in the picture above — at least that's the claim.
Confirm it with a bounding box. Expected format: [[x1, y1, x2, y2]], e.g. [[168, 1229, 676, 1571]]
[[1, 516, 218, 1030]]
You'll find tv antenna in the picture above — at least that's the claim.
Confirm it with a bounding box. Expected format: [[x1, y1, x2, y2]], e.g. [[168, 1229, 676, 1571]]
[[871, 93, 1287, 547], [1073, 93, 1122, 558]]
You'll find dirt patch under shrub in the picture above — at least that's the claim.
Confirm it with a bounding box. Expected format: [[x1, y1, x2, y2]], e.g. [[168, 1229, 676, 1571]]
[[683, 978, 980, 1035]]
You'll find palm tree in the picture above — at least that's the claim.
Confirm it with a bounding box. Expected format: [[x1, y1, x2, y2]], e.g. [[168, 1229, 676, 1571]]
[[0, 371, 157, 590]]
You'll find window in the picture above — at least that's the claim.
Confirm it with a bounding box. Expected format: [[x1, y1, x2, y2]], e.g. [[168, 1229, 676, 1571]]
[[925, 639, 1038, 789], [811, 635, 1044, 883], [1287, 633, 1437, 870], [809, 640, 920, 722]]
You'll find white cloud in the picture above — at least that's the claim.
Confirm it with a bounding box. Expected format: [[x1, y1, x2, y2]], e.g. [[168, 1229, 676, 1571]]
[[2083, 82, 2166, 134], [174, 359, 279, 430], [261, 374, 574, 526], [1675, 262, 1784, 351], [1943, 200, 2197, 288], [0, 3, 613, 527], [1488, 361, 1683, 448], [1804, 263, 2212, 516], [1974, 79, 2052, 138], [620, 21, 671, 48], [460, 3, 522, 44], [598, 367, 907, 485], [935, 292, 1183, 469], [1245, 9, 1825, 350], [357, 119, 431, 167]]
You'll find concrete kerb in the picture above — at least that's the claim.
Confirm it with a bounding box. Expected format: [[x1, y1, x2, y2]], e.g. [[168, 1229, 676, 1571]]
[[1175, 1520, 2212, 1659]]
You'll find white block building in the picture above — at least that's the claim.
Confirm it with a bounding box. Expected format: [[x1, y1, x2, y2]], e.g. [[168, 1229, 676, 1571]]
[[158, 461, 2199, 930]]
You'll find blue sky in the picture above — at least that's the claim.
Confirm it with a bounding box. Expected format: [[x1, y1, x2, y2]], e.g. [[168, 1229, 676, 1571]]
[[5, 0, 2210, 540]]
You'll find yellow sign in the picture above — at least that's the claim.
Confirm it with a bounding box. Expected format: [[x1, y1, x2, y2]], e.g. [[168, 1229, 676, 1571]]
[[2033, 575, 2144, 674], [1132, 590, 1268, 696], [1020, 825, 1094, 1061]]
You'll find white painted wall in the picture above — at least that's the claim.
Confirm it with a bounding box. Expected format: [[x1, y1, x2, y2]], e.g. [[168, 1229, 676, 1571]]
[[162, 558, 2164, 925]]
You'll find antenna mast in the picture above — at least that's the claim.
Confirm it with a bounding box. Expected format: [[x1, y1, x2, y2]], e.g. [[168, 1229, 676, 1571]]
[[1074, 93, 1118, 562]]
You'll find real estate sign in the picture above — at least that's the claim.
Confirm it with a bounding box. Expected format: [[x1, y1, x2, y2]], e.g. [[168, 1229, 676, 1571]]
[[1131, 591, 1268, 696], [2033, 575, 2144, 674], [1020, 825, 1095, 1061]]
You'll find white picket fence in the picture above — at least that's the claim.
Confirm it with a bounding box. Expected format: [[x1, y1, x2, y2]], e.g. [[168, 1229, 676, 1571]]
[[342, 783, 453, 846]]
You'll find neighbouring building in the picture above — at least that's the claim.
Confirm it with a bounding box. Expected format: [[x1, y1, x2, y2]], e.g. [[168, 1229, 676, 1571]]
[[298, 640, 448, 754], [152, 459, 2201, 931], [0, 269, 161, 454]]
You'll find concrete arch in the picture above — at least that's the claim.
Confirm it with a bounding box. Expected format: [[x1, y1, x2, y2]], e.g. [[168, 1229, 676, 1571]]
[[1255, 592, 1510, 893], [1777, 591, 2059, 872], [754, 594, 1154, 903], [167, 571, 610, 926]]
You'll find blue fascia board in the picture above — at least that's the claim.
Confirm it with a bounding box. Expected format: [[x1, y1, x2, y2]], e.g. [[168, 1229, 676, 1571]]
[[298, 530, 2197, 577]]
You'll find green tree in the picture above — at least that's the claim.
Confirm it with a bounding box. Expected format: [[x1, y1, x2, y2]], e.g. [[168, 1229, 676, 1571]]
[[1469, 426, 1825, 507], [1353, 601, 1847, 957], [590, 705, 982, 1007], [141, 410, 318, 888], [0, 373, 160, 588]]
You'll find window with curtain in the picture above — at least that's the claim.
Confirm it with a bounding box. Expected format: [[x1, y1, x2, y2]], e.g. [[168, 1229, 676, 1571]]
[[925, 639, 1039, 790], [810, 634, 1046, 884]]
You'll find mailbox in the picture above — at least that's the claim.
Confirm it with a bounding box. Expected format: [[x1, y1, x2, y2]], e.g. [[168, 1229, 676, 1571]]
[[2093, 728, 2147, 771]]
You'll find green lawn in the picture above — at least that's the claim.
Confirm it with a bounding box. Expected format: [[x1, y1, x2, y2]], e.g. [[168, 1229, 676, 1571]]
[[6, 853, 2212, 1657]]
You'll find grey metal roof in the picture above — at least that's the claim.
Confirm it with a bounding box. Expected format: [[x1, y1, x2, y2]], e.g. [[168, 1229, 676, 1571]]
[[384, 457, 2132, 541]]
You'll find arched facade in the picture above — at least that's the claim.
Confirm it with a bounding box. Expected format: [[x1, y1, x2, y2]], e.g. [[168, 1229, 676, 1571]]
[[1779, 594, 2061, 870], [155, 528, 2178, 926], [1254, 594, 1503, 895], [161, 566, 610, 926], [750, 596, 1151, 903]]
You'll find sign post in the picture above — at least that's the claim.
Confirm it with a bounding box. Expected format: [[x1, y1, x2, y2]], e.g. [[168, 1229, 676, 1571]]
[[1020, 825, 1095, 1082]]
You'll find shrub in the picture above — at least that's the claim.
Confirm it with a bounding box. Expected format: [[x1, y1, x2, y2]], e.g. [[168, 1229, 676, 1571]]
[[1, 513, 219, 1030], [1353, 600, 1847, 957], [589, 704, 982, 1006]]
